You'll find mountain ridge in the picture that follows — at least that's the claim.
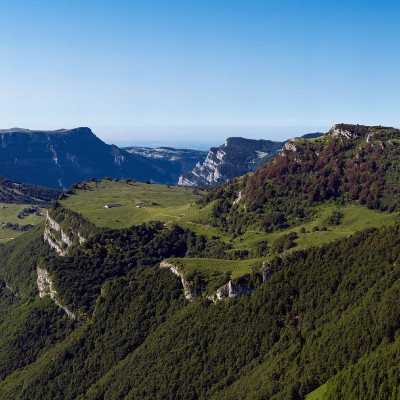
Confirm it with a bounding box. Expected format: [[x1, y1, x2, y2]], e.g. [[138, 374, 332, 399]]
[[179, 132, 323, 187]]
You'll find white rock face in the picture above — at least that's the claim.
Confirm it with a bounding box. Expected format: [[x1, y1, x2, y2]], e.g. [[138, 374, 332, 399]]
[[77, 232, 86, 244], [284, 140, 299, 152], [233, 191, 242, 205], [43, 212, 86, 255], [37, 268, 76, 319], [330, 124, 359, 139], [216, 149, 226, 161], [160, 260, 193, 302], [178, 137, 286, 187], [43, 226, 67, 256], [178, 176, 195, 187], [208, 280, 253, 302], [46, 213, 61, 231], [208, 266, 272, 302]]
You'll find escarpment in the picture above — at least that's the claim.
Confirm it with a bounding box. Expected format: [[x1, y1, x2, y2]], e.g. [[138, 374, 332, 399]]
[[43, 212, 86, 256]]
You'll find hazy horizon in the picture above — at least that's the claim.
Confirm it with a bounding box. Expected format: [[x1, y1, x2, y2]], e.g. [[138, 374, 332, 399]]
[[96, 123, 332, 148]]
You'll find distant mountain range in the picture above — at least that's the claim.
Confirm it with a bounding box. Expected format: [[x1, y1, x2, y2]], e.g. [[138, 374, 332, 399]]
[[122, 146, 208, 180], [0, 128, 206, 189], [0, 127, 323, 190]]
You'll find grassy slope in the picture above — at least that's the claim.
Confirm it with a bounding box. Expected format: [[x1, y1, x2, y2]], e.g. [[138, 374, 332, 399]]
[[305, 383, 328, 400], [170, 203, 398, 285], [61, 180, 205, 229], [0, 203, 46, 242], [166, 257, 260, 280], [238, 203, 398, 251]]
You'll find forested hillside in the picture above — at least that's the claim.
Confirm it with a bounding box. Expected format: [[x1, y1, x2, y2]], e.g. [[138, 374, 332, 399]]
[[1, 124, 400, 399], [202, 124, 400, 233], [0, 176, 60, 204], [2, 222, 400, 398]]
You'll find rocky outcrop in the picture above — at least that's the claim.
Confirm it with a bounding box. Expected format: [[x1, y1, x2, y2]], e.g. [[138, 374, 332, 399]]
[[283, 139, 300, 152], [37, 268, 75, 319], [233, 191, 242, 205], [326, 123, 382, 140], [43, 212, 86, 256], [208, 279, 253, 302], [179, 137, 284, 187], [208, 266, 273, 302], [329, 125, 359, 139], [160, 260, 193, 302]]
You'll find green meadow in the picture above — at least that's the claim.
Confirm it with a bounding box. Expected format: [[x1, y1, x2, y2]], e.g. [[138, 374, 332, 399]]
[[223, 203, 397, 254], [61, 182, 399, 254], [166, 257, 261, 280], [0, 203, 46, 242], [60, 180, 206, 229]]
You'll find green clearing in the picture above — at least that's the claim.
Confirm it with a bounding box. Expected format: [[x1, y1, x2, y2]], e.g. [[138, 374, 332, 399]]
[[166, 257, 261, 280], [0, 203, 45, 225], [165, 257, 262, 297], [60, 180, 206, 229], [305, 383, 328, 399], [0, 203, 46, 242], [227, 203, 399, 253]]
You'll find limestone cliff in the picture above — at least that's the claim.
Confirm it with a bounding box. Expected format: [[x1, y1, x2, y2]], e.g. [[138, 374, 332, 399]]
[[43, 211, 86, 256], [160, 260, 193, 302], [207, 279, 253, 302], [37, 267, 76, 319]]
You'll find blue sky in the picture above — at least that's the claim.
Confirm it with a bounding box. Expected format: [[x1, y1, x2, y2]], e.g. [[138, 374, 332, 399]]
[[0, 0, 399, 146]]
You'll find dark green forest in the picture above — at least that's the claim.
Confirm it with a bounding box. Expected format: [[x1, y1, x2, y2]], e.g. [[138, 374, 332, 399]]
[[1, 223, 400, 398], [0, 176, 61, 204]]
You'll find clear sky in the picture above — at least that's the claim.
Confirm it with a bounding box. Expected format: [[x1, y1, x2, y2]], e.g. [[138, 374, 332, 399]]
[[0, 0, 399, 146]]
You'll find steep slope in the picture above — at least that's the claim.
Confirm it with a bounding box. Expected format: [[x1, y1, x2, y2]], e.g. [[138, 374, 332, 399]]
[[0, 128, 179, 189], [179, 132, 323, 187], [0, 175, 60, 204], [178, 137, 284, 187], [201, 124, 400, 233], [2, 224, 400, 399]]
